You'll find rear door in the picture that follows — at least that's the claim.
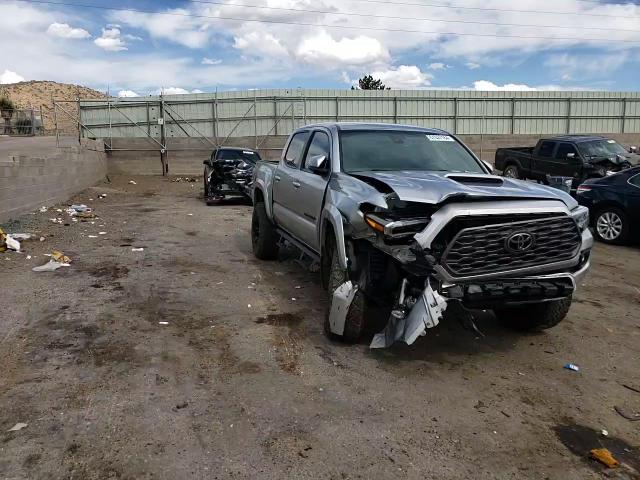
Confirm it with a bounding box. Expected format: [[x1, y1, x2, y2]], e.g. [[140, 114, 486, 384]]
[[532, 140, 557, 179], [288, 129, 332, 251], [272, 131, 310, 238]]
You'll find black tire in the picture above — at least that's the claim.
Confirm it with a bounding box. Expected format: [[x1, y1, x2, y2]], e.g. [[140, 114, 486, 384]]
[[503, 164, 520, 179], [593, 207, 629, 245], [251, 201, 279, 260], [494, 296, 572, 332], [323, 239, 366, 342], [203, 169, 209, 198]]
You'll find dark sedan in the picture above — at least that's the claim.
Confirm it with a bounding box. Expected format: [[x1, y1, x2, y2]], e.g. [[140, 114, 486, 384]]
[[576, 166, 640, 244]]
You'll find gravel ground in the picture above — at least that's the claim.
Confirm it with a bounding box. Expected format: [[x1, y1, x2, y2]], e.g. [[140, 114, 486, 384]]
[[1, 175, 639, 480]]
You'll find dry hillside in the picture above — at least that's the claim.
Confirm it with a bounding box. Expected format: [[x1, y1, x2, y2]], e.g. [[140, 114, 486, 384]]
[[0, 80, 105, 134]]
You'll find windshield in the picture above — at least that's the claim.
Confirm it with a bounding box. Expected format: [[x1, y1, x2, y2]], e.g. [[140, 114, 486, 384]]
[[579, 140, 627, 157], [217, 149, 261, 163], [339, 130, 484, 173]]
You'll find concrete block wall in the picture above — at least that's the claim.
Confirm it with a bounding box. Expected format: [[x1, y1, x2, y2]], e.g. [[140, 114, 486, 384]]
[[0, 139, 107, 223], [105, 133, 640, 175]]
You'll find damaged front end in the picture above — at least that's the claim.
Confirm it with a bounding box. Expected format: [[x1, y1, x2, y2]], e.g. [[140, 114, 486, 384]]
[[329, 192, 592, 349]]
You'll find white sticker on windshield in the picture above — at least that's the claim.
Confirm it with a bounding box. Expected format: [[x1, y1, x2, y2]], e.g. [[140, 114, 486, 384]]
[[426, 134, 454, 142], [242, 150, 255, 154], [606, 140, 616, 144]]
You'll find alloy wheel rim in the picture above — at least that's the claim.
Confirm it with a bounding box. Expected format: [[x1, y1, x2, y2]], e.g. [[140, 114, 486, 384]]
[[596, 212, 622, 240], [504, 167, 518, 178]]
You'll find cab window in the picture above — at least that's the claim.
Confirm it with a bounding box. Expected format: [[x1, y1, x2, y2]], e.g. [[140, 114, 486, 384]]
[[555, 143, 578, 160], [538, 141, 556, 158], [284, 132, 309, 168], [303, 131, 330, 170]]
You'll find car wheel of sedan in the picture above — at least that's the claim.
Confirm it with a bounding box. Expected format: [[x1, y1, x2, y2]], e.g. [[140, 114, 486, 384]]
[[594, 207, 629, 245], [494, 296, 572, 332], [503, 165, 520, 179], [251, 201, 279, 260], [324, 238, 367, 342]]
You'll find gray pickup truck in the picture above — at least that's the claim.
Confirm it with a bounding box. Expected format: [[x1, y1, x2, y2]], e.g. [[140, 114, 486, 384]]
[[251, 123, 593, 348]]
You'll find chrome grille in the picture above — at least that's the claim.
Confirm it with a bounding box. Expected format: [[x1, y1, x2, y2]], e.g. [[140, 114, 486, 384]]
[[441, 216, 581, 277]]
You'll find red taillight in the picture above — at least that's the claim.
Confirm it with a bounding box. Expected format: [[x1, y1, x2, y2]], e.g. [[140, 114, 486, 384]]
[[576, 185, 593, 194]]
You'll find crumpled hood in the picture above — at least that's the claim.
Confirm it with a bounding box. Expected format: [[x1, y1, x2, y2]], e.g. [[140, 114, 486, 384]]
[[351, 170, 578, 209], [588, 153, 640, 165]]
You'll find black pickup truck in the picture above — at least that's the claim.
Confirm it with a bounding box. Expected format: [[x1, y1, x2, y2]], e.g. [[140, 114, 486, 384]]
[[495, 135, 638, 185]]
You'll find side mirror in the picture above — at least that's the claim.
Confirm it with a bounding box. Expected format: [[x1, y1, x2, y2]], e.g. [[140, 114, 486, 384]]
[[567, 152, 575, 158], [308, 154, 329, 174], [482, 160, 494, 173], [203, 159, 211, 166], [630, 146, 637, 153]]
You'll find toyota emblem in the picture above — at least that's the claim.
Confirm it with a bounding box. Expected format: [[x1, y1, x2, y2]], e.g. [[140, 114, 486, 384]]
[[505, 231, 535, 253]]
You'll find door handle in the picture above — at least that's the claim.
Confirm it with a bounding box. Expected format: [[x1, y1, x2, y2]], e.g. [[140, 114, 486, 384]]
[[274, 175, 281, 182], [292, 181, 301, 188]]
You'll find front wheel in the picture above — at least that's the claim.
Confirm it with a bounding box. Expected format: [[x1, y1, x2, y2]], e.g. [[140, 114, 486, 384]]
[[203, 169, 209, 198], [594, 207, 629, 245], [503, 164, 520, 179], [251, 201, 279, 260], [494, 296, 572, 332], [324, 239, 367, 342]]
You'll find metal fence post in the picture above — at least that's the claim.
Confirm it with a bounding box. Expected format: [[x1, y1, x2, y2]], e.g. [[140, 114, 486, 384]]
[[566, 98, 572, 134], [393, 96, 398, 124], [146, 102, 151, 136], [159, 95, 167, 175], [511, 97, 515, 134], [53, 99, 59, 147], [274, 98, 278, 136], [30, 108, 35, 136], [77, 95, 81, 143], [453, 97, 458, 134], [621, 98, 627, 134], [335, 96, 339, 122], [214, 90, 219, 146], [254, 90, 258, 148]]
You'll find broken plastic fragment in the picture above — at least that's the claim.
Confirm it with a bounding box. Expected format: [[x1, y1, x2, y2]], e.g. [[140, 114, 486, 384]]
[[370, 282, 447, 348], [33, 260, 70, 272], [5, 235, 20, 252], [129, 180, 137, 185], [131, 247, 144, 252], [328, 281, 358, 336], [8, 423, 27, 432], [589, 448, 619, 468]]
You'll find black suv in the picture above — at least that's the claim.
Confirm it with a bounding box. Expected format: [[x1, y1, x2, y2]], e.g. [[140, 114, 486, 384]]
[[203, 147, 261, 204]]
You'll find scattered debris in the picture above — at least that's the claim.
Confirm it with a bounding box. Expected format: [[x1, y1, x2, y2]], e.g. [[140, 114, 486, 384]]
[[98, 232, 107, 235], [500, 410, 511, 418], [621, 384, 640, 394], [131, 248, 144, 252], [39, 206, 48, 213], [187, 213, 193, 216], [6, 235, 21, 252], [174, 402, 188, 410], [589, 448, 619, 468], [159, 321, 169, 325], [129, 180, 137, 185], [10, 233, 32, 241], [7, 422, 28, 432], [601, 429, 609, 437], [26, 255, 31, 260], [98, 193, 107, 199], [39, 236, 45, 242], [50, 218, 64, 224], [88, 235, 98, 238], [171, 177, 197, 182], [564, 363, 580, 372], [614, 405, 640, 421], [33, 251, 71, 272]]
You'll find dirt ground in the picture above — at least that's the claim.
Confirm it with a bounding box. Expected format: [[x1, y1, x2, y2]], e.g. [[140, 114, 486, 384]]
[[1, 175, 639, 480]]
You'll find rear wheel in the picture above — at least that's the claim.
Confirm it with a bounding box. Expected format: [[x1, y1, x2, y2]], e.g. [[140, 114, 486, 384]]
[[494, 296, 572, 332], [251, 201, 279, 260], [594, 207, 629, 245], [324, 238, 366, 342], [503, 164, 520, 179]]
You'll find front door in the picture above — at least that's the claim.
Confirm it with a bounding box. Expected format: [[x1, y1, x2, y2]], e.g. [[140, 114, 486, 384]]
[[289, 130, 332, 252]]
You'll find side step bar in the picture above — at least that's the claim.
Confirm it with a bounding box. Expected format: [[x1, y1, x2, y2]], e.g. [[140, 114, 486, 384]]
[[276, 228, 321, 263]]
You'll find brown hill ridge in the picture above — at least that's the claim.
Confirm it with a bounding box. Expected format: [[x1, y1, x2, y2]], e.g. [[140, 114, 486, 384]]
[[0, 80, 106, 134]]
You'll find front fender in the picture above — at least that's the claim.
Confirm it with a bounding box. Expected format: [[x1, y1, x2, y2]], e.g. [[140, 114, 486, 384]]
[[320, 204, 348, 270], [252, 164, 275, 221]]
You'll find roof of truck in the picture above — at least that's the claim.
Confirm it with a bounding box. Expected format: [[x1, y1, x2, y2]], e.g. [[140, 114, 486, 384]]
[[546, 135, 612, 143], [301, 122, 449, 134]]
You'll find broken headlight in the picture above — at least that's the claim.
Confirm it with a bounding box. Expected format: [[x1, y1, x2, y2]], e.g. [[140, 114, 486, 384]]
[[364, 213, 430, 238], [571, 206, 589, 233]]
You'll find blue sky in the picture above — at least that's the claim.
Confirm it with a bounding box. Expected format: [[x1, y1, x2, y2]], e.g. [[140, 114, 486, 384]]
[[1, 0, 639, 95]]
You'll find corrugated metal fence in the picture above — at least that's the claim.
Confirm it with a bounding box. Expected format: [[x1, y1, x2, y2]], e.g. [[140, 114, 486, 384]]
[[78, 89, 640, 147]]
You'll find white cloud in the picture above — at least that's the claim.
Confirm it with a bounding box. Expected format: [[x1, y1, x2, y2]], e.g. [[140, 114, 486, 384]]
[[191, 88, 204, 93], [0, 69, 25, 84], [234, 31, 289, 58], [111, 9, 210, 49], [472, 80, 563, 91], [46, 22, 90, 39], [94, 27, 127, 51], [545, 53, 629, 79], [117, 89, 139, 97], [202, 57, 222, 65], [370, 65, 433, 88], [296, 31, 388, 67], [465, 62, 481, 70], [155, 87, 206, 95], [427, 62, 449, 70]]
